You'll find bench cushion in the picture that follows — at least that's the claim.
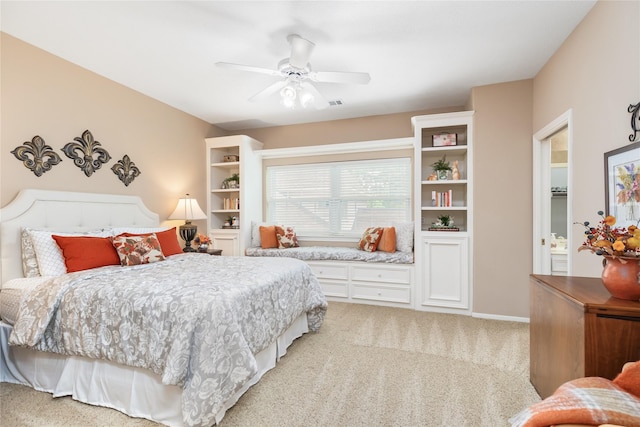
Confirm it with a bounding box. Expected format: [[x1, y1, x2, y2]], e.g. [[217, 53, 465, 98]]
[[245, 246, 414, 264]]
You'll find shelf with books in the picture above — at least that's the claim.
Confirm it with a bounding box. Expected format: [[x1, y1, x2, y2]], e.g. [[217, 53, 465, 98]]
[[205, 135, 263, 255], [412, 111, 473, 314], [421, 183, 467, 209]]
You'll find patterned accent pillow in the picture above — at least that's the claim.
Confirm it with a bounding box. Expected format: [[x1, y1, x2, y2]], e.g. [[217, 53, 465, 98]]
[[112, 234, 166, 266], [21, 228, 40, 278], [275, 226, 299, 249], [392, 222, 414, 253], [117, 228, 182, 257], [358, 227, 384, 252]]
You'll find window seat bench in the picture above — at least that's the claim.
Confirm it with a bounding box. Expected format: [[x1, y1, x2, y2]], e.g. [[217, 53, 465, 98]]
[[244, 246, 413, 264], [245, 246, 415, 308]]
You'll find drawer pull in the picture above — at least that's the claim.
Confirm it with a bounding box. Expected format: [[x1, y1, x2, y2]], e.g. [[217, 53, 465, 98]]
[[596, 313, 640, 322], [378, 274, 382, 278]]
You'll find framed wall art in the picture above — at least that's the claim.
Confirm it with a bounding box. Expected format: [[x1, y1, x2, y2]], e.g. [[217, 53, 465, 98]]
[[604, 140, 640, 229]]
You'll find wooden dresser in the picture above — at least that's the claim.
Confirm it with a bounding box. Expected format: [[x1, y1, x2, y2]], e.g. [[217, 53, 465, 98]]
[[529, 274, 640, 398]]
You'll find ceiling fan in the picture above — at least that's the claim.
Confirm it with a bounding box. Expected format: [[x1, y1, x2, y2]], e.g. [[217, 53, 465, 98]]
[[216, 34, 371, 109]]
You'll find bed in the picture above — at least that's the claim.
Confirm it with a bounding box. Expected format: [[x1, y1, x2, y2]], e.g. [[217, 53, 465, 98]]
[[0, 189, 328, 427]]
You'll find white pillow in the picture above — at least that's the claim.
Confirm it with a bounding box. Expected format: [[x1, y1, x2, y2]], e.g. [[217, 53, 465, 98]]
[[250, 221, 268, 247], [27, 228, 112, 277], [110, 226, 167, 236], [392, 222, 414, 253]]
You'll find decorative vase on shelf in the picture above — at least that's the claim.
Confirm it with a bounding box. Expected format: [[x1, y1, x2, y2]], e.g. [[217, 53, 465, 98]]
[[600, 256, 640, 300], [436, 169, 448, 180]]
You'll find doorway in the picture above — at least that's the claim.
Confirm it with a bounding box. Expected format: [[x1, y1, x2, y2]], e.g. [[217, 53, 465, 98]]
[[533, 110, 573, 276]]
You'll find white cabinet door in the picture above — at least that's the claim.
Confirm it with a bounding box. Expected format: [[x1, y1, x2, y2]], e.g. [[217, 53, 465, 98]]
[[418, 235, 469, 312], [211, 230, 240, 256]]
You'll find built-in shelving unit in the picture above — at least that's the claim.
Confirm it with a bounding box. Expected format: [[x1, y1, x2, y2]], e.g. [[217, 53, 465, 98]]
[[205, 135, 263, 256], [412, 111, 474, 314]]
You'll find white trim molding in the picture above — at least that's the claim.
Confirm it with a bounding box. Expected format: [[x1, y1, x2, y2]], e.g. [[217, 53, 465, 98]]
[[472, 312, 530, 323], [532, 109, 573, 276], [256, 137, 414, 159]]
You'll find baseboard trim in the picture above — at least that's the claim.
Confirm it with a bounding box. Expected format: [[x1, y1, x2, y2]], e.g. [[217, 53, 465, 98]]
[[472, 312, 530, 323]]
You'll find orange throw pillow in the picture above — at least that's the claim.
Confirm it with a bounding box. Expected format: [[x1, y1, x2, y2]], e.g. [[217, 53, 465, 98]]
[[120, 228, 183, 256], [259, 225, 278, 249], [378, 226, 397, 253], [613, 361, 640, 397], [52, 235, 120, 273]]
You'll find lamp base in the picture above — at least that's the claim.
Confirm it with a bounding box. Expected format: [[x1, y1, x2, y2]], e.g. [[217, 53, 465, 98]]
[[178, 223, 198, 253]]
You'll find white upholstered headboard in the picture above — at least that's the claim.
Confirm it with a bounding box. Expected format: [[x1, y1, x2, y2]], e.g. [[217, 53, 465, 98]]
[[0, 189, 160, 284]]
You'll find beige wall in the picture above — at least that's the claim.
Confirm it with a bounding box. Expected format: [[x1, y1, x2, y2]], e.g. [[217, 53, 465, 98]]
[[237, 107, 460, 149], [0, 33, 227, 233], [470, 79, 534, 317], [533, 0, 640, 278]]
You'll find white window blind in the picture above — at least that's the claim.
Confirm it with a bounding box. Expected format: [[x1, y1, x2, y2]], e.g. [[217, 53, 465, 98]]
[[266, 158, 412, 238]]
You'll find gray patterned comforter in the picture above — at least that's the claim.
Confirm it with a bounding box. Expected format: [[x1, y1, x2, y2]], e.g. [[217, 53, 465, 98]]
[[9, 254, 327, 427]]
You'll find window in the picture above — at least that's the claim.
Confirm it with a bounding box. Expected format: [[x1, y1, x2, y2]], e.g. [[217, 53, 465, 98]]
[[266, 158, 411, 239]]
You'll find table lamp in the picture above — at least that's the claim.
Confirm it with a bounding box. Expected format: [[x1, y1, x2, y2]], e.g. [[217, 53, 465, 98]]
[[168, 194, 207, 252]]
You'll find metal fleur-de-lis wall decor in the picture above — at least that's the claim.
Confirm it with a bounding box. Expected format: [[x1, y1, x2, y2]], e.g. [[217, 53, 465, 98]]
[[628, 102, 640, 142], [11, 135, 62, 177], [62, 129, 111, 177], [111, 155, 141, 186]]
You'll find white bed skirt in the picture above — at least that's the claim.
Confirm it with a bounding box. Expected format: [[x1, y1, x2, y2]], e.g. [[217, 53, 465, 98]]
[[0, 313, 309, 426]]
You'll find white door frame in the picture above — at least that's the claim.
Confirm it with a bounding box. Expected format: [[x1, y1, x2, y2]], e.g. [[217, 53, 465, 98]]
[[532, 109, 573, 275]]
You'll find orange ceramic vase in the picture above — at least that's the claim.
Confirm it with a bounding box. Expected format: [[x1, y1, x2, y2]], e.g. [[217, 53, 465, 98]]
[[601, 257, 640, 300]]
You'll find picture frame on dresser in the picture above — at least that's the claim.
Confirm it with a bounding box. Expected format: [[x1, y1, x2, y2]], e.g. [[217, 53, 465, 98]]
[[604, 140, 640, 229]]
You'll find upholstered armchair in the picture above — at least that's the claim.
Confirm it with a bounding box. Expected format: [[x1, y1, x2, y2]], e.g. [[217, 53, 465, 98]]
[[511, 361, 640, 427]]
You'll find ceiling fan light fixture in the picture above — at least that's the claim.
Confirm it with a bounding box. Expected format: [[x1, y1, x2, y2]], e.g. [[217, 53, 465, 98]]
[[280, 83, 297, 108], [279, 81, 315, 109], [219, 34, 369, 110], [280, 84, 297, 100], [299, 88, 314, 108]]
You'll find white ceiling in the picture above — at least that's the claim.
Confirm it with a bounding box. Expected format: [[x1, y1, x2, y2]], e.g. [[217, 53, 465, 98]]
[[1, 1, 596, 131]]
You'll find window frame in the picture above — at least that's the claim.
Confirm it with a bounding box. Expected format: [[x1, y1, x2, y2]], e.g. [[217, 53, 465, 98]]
[[262, 142, 415, 242]]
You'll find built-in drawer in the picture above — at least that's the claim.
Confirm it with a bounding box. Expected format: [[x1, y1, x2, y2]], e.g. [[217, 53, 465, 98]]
[[306, 262, 349, 280], [318, 280, 349, 298], [351, 265, 412, 285], [351, 283, 411, 304], [551, 254, 568, 273]]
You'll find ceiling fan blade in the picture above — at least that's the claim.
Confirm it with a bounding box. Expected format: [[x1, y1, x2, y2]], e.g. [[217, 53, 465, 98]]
[[288, 34, 315, 69], [249, 80, 289, 102], [300, 82, 329, 110], [310, 70, 371, 85], [216, 62, 282, 77]]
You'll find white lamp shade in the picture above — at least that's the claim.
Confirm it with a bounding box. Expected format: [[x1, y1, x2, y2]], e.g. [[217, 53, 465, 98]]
[[168, 196, 207, 221]]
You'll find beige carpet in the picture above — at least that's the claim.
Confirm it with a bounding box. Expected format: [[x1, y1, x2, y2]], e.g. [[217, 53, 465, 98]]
[[0, 302, 541, 426]]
